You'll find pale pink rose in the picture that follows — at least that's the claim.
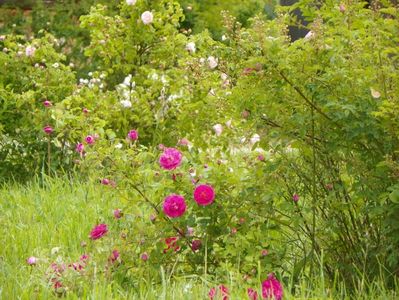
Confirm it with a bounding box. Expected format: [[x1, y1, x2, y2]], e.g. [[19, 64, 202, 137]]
[[186, 42, 196, 53], [207, 56, 218, 69], [27, 256, 37, 265], [25, 45, 36, 57], [141, 11, 154, 25], [213, 124, 223, 136]]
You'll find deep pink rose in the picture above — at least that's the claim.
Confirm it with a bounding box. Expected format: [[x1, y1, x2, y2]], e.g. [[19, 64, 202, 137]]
[[43, 125, 53, 134], [193, 184, 215, 206], [101, 178, 110, 185], [159, 147, 182, 170], [209, 285, 229, 300], [89, 223, 108, 240], [85, 135, 95, 144], [43, 100, 52, 107], [127, 129, 138, 141], [163, 194, 186, 218], [292, 193, 299, 202], [262, 274, 283, 300], [247, 288, 258, 300]]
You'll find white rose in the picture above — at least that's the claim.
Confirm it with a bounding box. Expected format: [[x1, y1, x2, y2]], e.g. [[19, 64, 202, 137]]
[[213, 124, 223, 136], [207, 56, 218, 69], [304, 31, 315, 40], [186, 42, 196, 53], [250, 134, 261, 145], [120, 100, 132, 108], [126, 0, 137, 5], [141, 11, 154, 25]]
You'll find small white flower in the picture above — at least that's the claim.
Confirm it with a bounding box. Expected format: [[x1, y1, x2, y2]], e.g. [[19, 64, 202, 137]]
[[304, 31, 315, 40], [220, 73, 228, 81], [115, 143, 123, 149], [213, 124, 223, 136], [207, 56, 218, 69], [225, 120, 232, 128], [123, 74, 132, 86], [250, 134, 261, 145], [120, 100, 132, 108], [126, 0, 137, 5], [150, 73, 159, 81], [69, 63, 74, 68], [370, 88, 381, 99], [141, 11, 154, 25], [221, 35, 227, 41], [199, 57, 205, 64], [51, 247, 61, 255], [25, 45, 36, 57], [161, 75, 168, 84], [52, 62, 59, 68], [186, 42, 196, 53], [88, 72, 93, 77]]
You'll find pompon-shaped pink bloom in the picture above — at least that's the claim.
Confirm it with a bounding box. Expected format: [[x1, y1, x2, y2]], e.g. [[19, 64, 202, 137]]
[[163, 194, 186, 218], [262, 274, 283, 300], [76, 143, 84, 153], [85, 135, 95, 144], [191, 239, 202, 251], [127, 129, 138, 141], [89, 223, 108, 240], [43, 125, 53, 134], [247, 288, 258, 300], [209, 285, 229, 300], [113, 209, 122, 219], [141, 252, 149, 261], [194, 184, 215, 206], [159, 147, 182, 170], [292, 193, 299, 202], [141, 11, 153, 25]]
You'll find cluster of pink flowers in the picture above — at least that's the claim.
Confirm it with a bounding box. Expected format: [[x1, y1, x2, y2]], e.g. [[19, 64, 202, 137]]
[[209, 285, 229, 300]]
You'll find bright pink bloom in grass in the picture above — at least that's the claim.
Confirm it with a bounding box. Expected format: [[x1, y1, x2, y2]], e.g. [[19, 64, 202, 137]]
[[127, 129, 138, 141], [159, 147, 182, 170], [257, 154, 265, 161], [262, 274, 283, 300], [27, 256, 37, 265], [90, 223, 108, 240], [43, 125, 53, 134], [247, 288, 258, 300], [193, 184, 215, 206], [292, 193, 299, 202], [80, 254, 89, 261], [114, 209, 122, 219], [101, 178, 110, 185], [163, 194, 186, 218], [209, 285, 229, 300], [85, 135, 95, 144], [76, 143, 84, 153], [43, 100, 52, 107]]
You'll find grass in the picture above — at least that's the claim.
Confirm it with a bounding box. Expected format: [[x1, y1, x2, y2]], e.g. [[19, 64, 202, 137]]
[[0, 176, 398, 299]]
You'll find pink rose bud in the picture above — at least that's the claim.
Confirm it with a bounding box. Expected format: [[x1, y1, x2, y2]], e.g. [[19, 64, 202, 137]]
[[43, 100, 52, 107], [27, 256, 37, 265], [178, 138, 189, 146], [114, 209, 122, 219], [339, 3, 346, 12], [75, 143, 84, 153], [231, 227, 237, 234], [43, 125, 53, 135], [292, 193, 299, 202], [83, 108, 89, 114], [242, 110, 250, 119], [150, 214, 156, 222], [127, 129, 138, 141], [85, 135, 95, 144], [257, 154, 265, 161], [141, 252, 149, 261], [101, 178, 110, 185], [326, 183, 333, 191], [239, 218, 245, 224], [261, 249, 269, 256], [186, 227, 194, 237], [191, 239, 202, 251], [109, 249, 120, 263]]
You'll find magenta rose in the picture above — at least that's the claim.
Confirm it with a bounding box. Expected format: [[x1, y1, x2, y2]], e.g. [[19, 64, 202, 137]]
[[193, 184, 215, 206], [262, 274, 283, 300], [85, 135, 95, 144], [163, 194, 186, 218], [76, 143, 84, 153], [89, 223, 108, 240], [159, 147, 182, 170], [127, 129, 138, 141], [43, 125, 53, 135]]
